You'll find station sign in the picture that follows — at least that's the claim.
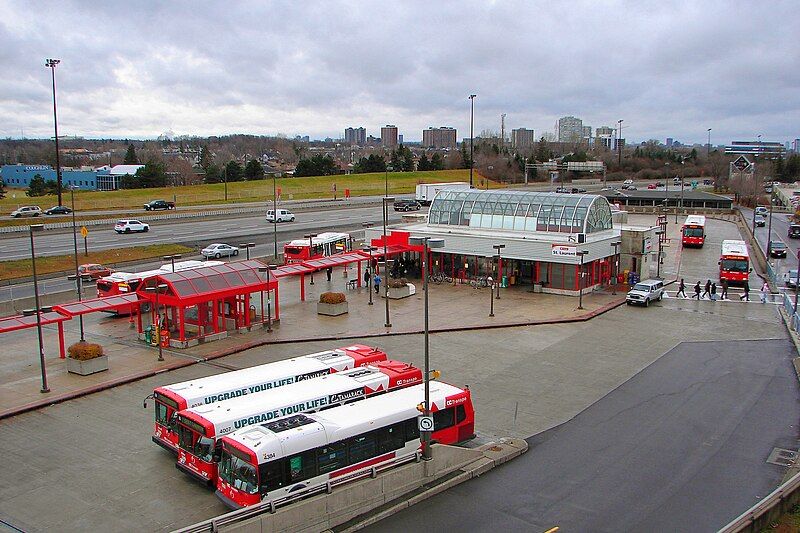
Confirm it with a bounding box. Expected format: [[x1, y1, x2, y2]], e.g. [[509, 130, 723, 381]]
[[552, 244, 577, 257]]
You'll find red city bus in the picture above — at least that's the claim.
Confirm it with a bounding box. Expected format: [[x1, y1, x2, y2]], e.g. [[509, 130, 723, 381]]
[[283, 232, 349, 264], [174, 360, 422, 485], [96, 260, 223, 299], [147, 345, 388, 453], [681, 215, 706, 247], [216, 382, 475, 509], [719, 239, 750, 285]]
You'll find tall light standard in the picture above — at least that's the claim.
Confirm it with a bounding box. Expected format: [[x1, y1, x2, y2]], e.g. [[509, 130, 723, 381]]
[[238, 242, 255, 260], [707, 128, 712, 157], [305, 233, 317, 284], [67, 185, 86, 342], [611, 240, 622, 295], [363, 245, 377, 305], [655, 230, 664, 278], [409, 236, 445, 460], [272, 173, 278, 259], [469, 94, 476, 188], [577, 250, 589, 310], [145, 283, 168, 362], [384, 165, 393, 197], [617, 119, 623, 168], [162, 254, 182, 272], [676, 157, 685, 224], [493, 244, 505, 299], [223, 165, 228, 202], [28, 223, 50, 393], [767, 187, 775, 256], [488, 277, 495, 317], [795, 249, 800, 314], [382, 196, 395, 327], [258, 265, 277, 332], [45, 59, 63, 207]]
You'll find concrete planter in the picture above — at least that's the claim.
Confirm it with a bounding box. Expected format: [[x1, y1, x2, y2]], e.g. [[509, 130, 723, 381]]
[[67, 355, 108, 376], [385, 283, 415, 300], [317, 301, 349, 316]]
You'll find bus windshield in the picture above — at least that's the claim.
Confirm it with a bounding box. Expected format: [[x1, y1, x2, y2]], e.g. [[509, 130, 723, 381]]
[[683, 227, 703, 237], [721, 259, 748, 272], [177, 425, 215, 462], [218, 448, 258, 494], [284, 247, 302, 255]]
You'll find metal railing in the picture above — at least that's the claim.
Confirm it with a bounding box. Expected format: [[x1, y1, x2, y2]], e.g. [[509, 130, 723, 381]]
[[718, 469, 800, 532]]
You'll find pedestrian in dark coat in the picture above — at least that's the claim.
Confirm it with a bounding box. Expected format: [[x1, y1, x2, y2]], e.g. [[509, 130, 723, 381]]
[[692, 281, 702, 300]]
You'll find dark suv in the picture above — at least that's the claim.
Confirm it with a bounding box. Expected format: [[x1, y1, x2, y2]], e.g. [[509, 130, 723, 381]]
[[394, 199, 421, 212], [790, 224, 800, 239]]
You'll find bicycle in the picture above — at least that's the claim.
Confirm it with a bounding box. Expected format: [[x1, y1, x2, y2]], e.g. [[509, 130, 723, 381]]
[[469, 276, 490, 288], [431, 272, 453, 284]]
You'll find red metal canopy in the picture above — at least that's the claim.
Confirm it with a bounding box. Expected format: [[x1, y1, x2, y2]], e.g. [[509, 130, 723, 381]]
[[303, 251, 371, 271], [0, 311, 69, 334], [53, 293, 140, 317]]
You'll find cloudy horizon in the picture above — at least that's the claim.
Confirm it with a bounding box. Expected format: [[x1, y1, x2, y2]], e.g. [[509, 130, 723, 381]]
[[1, 0, 799, 145]]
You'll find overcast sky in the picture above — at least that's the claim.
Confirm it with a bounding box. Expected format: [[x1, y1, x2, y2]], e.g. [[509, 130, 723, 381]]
[[1, 1, 799, 145]]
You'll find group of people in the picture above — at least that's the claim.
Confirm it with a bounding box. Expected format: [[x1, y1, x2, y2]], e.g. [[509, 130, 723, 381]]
[[675, 278, 770, 303]]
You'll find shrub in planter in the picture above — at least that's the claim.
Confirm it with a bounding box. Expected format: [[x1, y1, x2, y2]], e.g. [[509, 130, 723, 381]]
[[388, 277, 409, 289], [67, 342, 105, 361], [319, 292, 346, 304]]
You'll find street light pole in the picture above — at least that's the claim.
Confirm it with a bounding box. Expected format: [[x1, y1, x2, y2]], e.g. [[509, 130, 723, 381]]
[[577, 250, 589, 310], [384, 165, 393, 197], [655, 230, 664, 278], [382, 197, 395, 328], [305, 233, 317, 284], [68, 186, 85, 342], [707, 128, 712, 157], [767, 188, 775, 257], [46, 59, 63, 207], [469, 94, 476, 188], [611, 240, 622, 294], [363, 245, 376, 305], [29, 224, 50, 393], [272, 173, 278, 259], [488, 277, 495, 317], [146, 283, 168, 361], [493, 244, 505, 299], [617, 119, 623, 168], [162, 254, 181, 272], [238, 243, 254, 260], [795, 249, 800, 315], [223, 165, 228, 202]]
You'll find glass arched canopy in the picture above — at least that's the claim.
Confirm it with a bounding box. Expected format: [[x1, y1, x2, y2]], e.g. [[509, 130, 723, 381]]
[[428, 190, 613, 234]]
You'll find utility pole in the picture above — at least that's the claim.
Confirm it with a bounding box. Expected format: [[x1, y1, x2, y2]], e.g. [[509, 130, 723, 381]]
[[617, 119, 624, 168], [469, 94, 476, 188], [46, 59, 63, 207], [500, 113, 506, 152]]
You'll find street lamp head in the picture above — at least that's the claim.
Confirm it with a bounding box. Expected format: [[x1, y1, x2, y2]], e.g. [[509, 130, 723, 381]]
[[248, 242, 255, 247], [493, 244, 506, 251], [362, 222, 374, 228], [469, 94, 476, 99], [383, 196, 396, 202], [487, 276, 493, 284], [304, 233, 318, 239], [30, 224, 44, 233], [45, 58, 60, 67]]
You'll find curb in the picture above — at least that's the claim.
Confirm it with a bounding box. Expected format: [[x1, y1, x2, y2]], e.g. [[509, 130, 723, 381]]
[[0, 298, 626, 421]]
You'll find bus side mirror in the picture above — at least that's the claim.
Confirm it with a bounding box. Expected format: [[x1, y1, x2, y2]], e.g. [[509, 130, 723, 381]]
[[749, 268, 753, 272], [143, 393, 154, 409], [717, 261, 721, 265], [213, 442, 222, 462], [168, 413, 178, 430]]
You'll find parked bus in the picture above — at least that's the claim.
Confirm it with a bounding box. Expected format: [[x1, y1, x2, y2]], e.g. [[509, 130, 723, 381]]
[[146, 345, 388, 453], [216, 381, 475, 509], [283, 232, 349, 264], [175, 360, 423, 485], [681, 215, 706, 247], [719, 239, 750, 285], [96, 260, 223, 299]]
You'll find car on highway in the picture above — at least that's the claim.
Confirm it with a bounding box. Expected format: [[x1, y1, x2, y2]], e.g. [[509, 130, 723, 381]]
[[647, 183, 658, 190], [789, 224, 800, 239], [755, 206, 769, 216], [626, 279, 665, 307], [393, 199, 421, 211], [627, 185, 638, 190], [555, 186, 569, 193], [114, 219, 149, 234], [266, 209, 295, 222], [10, 206, 42, 218], [44, 205, 72, 215], [571, 187, 587, 194], [755, 214, 766, 227], [784, 269, 799, 288], [78, 263, 114, 279], [623, 179, 633, 186], [656, 181, 665, 187], [201, 243, 239, 259], [769, 241, 787, 258], [143, 200, 175, 211]]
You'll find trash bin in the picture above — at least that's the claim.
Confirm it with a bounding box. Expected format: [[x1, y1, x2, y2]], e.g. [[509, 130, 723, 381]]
[[501, 276, 508, 288], [144, 325, 154, 345], [533, 283, 542, 293]]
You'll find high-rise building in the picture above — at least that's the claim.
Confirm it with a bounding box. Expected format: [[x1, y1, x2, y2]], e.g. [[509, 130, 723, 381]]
[[381, 125, 398, 148], [344, 127, 366, 145], [792, 139, 800, 153], [399, 134, 404, 145], [595, 126, 614, 150], [582, 126, 592, 142], [556, 116, 583, 143], [422, 127, 457, 149], [511, 128, 536, 150], [725, 141, 786, 159]]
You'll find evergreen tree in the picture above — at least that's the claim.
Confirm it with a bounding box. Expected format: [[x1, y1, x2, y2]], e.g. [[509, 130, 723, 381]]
[[535, 137, 552, 162], [123, 144, 139, 165], [199, 145, 213, 170], [417, 154, 430, 171], [431, 153, 445, 171], [204, 164, 223, 184], [244, 159, 265, 180], [773, 156, 785, 181], [0, 179, 6, 200], [224, 160, 244, 182], [294, 154, 338, 177], [389, 147, 402, 170], [44, 179, 61, 195], [27, 174, 47, 196], [402, 146, 415, 171], [130, 161, 167, 188], [353, 154, 387, 174], [460, 145, 471, 169]]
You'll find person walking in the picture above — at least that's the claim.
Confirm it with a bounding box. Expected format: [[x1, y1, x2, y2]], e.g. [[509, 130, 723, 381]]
[[701, 279, 711, 300], [676, 278, 687, 298], [710, 282, 717, 301], [363, 268, 371, 287], [740, 282, 750, 301], [326, 267, 333, 282], [692, 281, 702, 300], [374, 273, 381, 294], [760, 281, 769, 304], [721, 279, 729, 300]]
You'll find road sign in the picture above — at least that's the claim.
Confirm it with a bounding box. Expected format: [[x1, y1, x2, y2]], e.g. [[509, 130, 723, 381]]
[[80, 226, 88, 238], [732, 155, 751, 172], [418, 415, 434, 432]]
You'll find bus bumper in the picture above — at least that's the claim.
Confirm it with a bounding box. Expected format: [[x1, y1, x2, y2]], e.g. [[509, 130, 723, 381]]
[[215, 490, 243, 510], [175, 461, 214, 487], [152, 436, 178, 454]]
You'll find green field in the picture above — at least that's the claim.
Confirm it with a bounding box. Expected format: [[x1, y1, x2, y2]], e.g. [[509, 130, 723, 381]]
[[1, 169, 489, 217]]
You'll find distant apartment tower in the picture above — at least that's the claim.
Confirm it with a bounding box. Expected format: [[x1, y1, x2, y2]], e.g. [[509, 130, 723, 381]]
[[556, 116, 583, 143], [511, 128, 536, 150], [666, 137, 674, 147], [422, 127, 457, 149], [595, 126, 614, 150], [344, 127, 366, 145], [792, 139, 800, 153], [381, 125, 398, 148], [582, 126, 592, 143], [399, 134, 404, 145]]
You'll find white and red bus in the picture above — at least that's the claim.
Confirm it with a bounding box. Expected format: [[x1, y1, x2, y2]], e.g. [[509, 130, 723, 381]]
[[175, 360, 423, 485], [681, 215, 706, 247], [147, 345, 388, 453], [96, 260, 223, 298], [283, 232, 349, 264], [719, 239, 750, 285], [215, 381, 475, 509]]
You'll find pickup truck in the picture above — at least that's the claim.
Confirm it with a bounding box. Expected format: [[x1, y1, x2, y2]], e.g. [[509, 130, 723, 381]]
[[143, 200, 175, 211]]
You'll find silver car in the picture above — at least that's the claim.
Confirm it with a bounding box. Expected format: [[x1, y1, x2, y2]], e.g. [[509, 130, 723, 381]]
[[201, 243, 239, 259]]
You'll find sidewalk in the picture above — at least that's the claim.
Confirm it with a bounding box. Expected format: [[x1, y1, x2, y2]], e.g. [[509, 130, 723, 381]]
[[0, 274, 625, 419]]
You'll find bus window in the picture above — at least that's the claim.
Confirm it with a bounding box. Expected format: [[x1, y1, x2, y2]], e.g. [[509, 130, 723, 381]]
[[377, 423, 405, 453], [404, 418, 420, 441], [317, 442, 347, 474], [433, 407, 455, 430], [287, 450, 315, 483], [155, 402, 170, 426], [348, 433, 377, 464], [456, 405, 467, 424], [219, 450, 259, 494]]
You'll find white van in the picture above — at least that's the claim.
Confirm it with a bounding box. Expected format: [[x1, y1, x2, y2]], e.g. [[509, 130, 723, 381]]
[[626, 279, 665, 307], [267, 209, 295, 222]]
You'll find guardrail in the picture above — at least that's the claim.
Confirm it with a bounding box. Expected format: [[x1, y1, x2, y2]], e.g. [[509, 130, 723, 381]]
[[718, 469, 800, 532]]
